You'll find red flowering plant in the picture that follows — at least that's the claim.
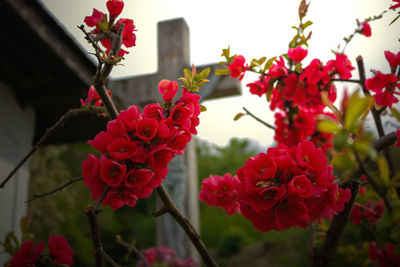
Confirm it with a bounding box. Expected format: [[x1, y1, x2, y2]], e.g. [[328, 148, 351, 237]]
[[82, 69, 209, 209], [202, 0, 400, 266]]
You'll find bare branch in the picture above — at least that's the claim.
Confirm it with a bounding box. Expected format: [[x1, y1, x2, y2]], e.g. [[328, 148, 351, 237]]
[[27, 176, 84, 202], [0, 106, 108, 189], [243, 107, 276, 130], [116, 235, 149, 267]]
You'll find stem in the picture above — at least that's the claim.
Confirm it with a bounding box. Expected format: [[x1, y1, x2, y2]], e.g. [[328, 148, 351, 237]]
[[156, 185, 218, 267], [242, 107, 276, 130], [85, 206, 105, 267], [116, 235, 150, 267], [312, 132, 397, 266], [356, 56, 394, 175], [0, 106, 107, 189], [312, 181, 359, 267], [27, 176, 84, 202], [331, 78, 361, 84]]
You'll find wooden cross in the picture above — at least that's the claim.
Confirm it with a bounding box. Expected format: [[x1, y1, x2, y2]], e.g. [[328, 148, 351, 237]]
[[109, 18, 240, 260]]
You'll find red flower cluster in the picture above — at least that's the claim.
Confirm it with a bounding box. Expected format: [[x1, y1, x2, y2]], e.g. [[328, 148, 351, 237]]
[[229, 55, 247, 81], [137, 246, 197, 267], [199, 173, 240, 215], [10, 235, 74, 267], [84, 0, 136, 57], [365, 51, 400, 107], [369, 242, 400, 267], [199, 141, 351, 232], [82, 80, 201, 209], [350, 199, 384, 225], [361, 22, 372, 37], [80, 85, 112, 107]]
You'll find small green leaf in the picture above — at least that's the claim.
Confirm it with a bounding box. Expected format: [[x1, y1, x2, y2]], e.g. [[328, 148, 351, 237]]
[[183, 68, 192, 80], [391, 108, 400, 121], [258, 57, 266, 65], [333, 131, 350, 150], [389, 13, 400, 26], [377, 156, 390, 187], [215, 68, 230, 75], [3, 232, 19, 255], [200, 104, 207, 112], [317, 119, 341, 133], [234, 113, 245, 121], [332, 152, 357, 171], [302, 20, 313, 29], [264, 56, 277, 71], [198, 67, 211, 80], [344, 90, 373, 130], [353, 140, 377, 160]]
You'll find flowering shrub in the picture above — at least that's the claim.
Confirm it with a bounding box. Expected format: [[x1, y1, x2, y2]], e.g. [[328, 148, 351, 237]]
[[9, 235, 74, 267], [82, 80, 201, 209], [200, 141, 351, 231]]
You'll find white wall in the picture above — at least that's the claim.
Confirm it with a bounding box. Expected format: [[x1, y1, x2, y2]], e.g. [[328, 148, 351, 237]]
[[0, 81, 35, 264]]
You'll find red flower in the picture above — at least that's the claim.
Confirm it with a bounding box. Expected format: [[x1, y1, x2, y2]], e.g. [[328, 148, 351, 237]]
[[365, 71, 399, 107], [100, 157, 127, 186], [125, 168, 154, 189], [84, 9, 105, 28], [158, 79, 178, 102], [390, 0, 400, 9], [103, 185, 138, 209], [288, 46, 308, 63], [361, 22, 371, 37], [247, 80, 266, 97], [82, 154, 101, 181], [107, 138, 139, 161], [350, 203, 363, 225], [326, 53, 355, 80], [118, 105, 142, 131], [199, 173, 240, 215], [10, 240, 45, 267], [269, 56, 288, 78], [116, 18, 136, 48], [169, 103, 193, 125], [136, 118, 158, 142], [385, 50, 400, 70], [88, 131, 113, 154], [274, 193, 309, 230], [106, 0, 124, 18], [48, 235, 74, 266], [229, 55, 247, 81], [369, 242, 400, 267]]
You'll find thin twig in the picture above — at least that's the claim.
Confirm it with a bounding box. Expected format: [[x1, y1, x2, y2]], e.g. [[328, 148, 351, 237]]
[[331, 78, 361, 84], [356, 56, 394, 175], [116, 235, 150, 267], [156, 185, 218, 267], [0, 106, 108, 189], [26, 177, 84, 202], [98, 248, 120, 267], [354, 152, 392, 212], [85, 205, 105, 267], [242, 107, 276, 130]]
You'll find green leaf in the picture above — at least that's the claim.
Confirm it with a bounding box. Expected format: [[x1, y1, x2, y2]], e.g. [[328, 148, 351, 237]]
[[333, 131, 350, 150], [317, 118, 341, 133], [353, 140, 377, 160], [302, 20, 313, 29], [183, 68, 192, 80], [264, 57, 277, 71], [198, 67, 211, 80], [344, 90, 372, 130], [234, 113, 245, 121], [178, 78, 190, 89], [3, 232, 19, 255], [377, 156, 390, 187], [258, 57, 266, 65], [200, 104, 207, 112], [391, 107, 400, 121], [332, 152, 357, 171], [215, 68, 230, 75]]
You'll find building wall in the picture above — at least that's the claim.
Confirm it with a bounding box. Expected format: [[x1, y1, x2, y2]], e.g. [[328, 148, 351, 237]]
[[0, 81, 35, 264]]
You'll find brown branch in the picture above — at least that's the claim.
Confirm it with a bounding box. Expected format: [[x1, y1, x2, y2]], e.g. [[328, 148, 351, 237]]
[[312, 131, 397, 266], [26, 176, 84, 202], [0, 106, 108, 189], [242, 107, 276, 130], [116, 235, 149, 267], [156, 185, 218, 267], [312, 180, 359, 267], [331, 78, 361, 84], [356, 56, 394, 175]]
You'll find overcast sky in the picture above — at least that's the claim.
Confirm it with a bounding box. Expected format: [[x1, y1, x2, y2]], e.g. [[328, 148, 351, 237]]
[[40, 0, 400, 147]]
